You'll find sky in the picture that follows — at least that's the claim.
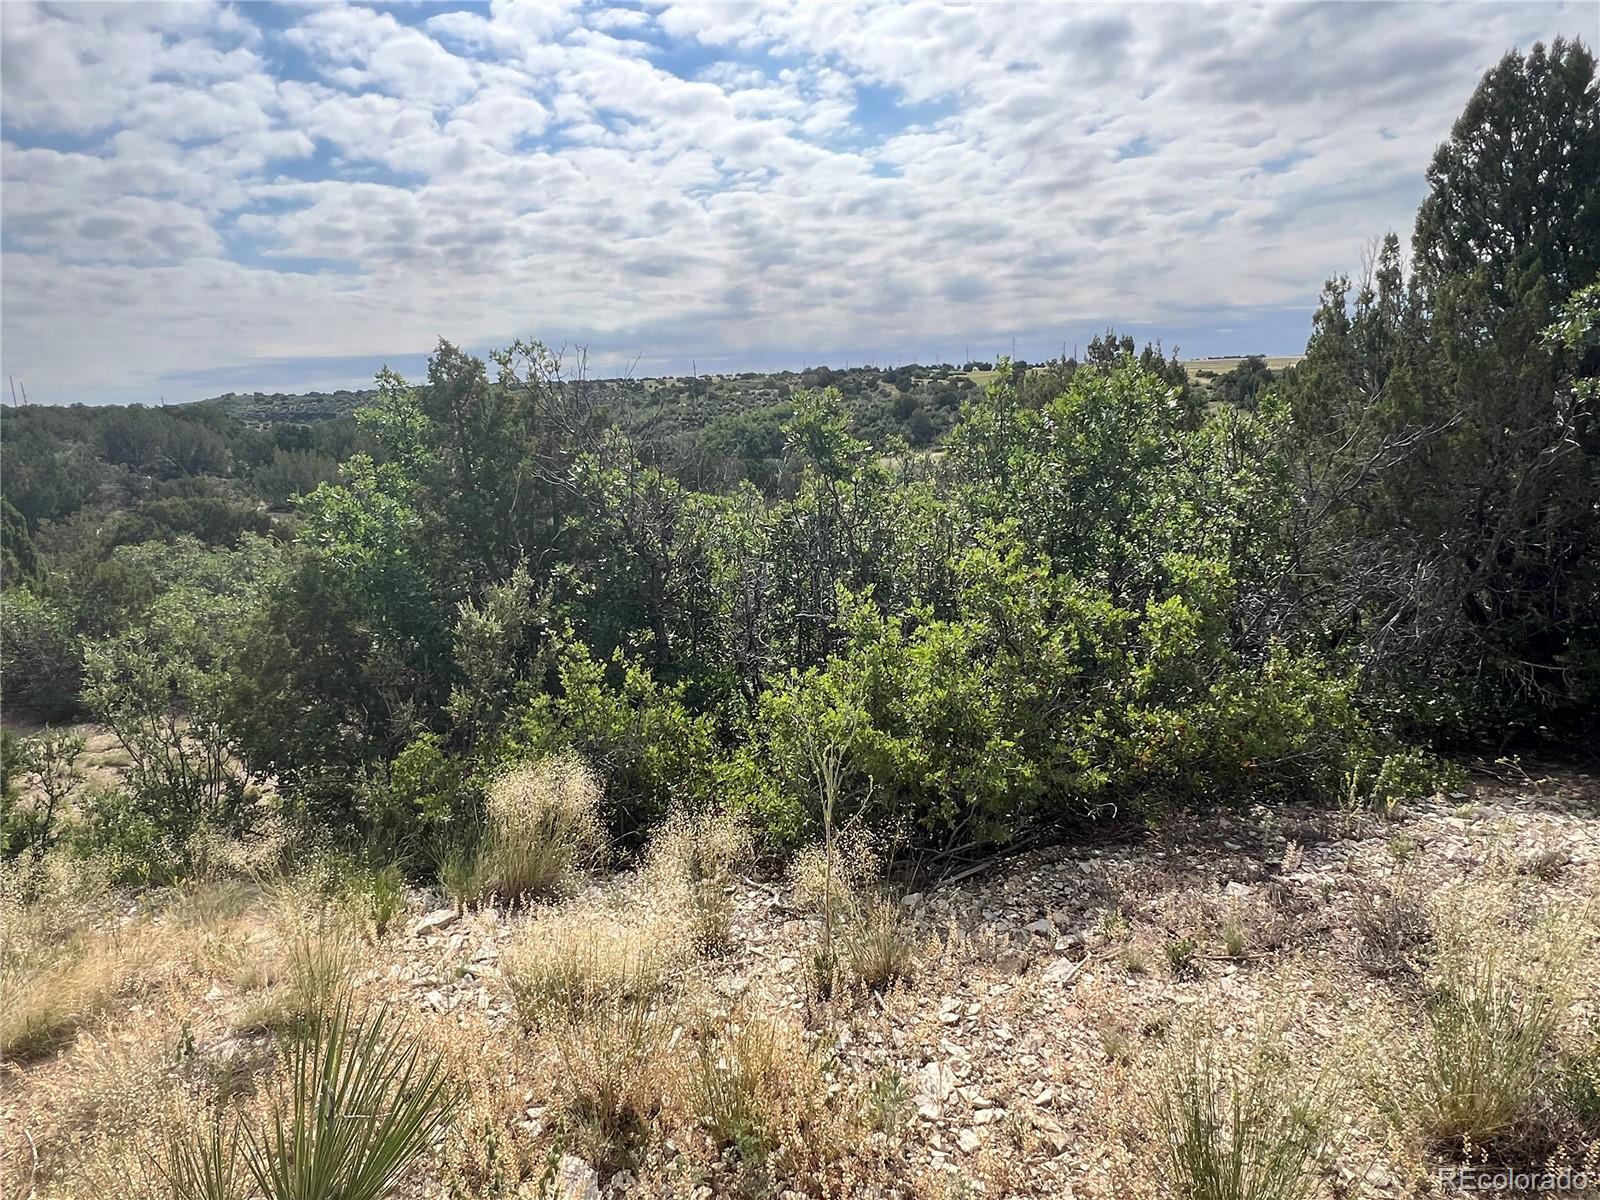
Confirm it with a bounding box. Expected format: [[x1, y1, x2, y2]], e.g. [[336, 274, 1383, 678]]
[[1, 1, 1593, 406]]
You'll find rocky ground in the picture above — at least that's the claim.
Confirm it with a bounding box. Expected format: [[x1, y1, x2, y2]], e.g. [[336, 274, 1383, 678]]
[[376, 766, 1600, 1199], [6, 765, 1598, 1200]]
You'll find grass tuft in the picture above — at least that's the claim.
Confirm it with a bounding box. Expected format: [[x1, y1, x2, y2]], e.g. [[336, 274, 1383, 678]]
[[476, 753, 606, 903], [1153, 1026, 1337, 1200], [503, 902, 686, 1027]]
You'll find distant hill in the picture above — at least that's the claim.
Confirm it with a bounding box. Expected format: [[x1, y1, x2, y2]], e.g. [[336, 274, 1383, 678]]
[[197, 355, 1295, 432]]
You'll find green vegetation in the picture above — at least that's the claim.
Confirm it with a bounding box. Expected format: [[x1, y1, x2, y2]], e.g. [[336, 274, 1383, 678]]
[[2, 39, 1597, 895], [1154, 1027, 1339, 1200], [165, 994, 455, 1200]]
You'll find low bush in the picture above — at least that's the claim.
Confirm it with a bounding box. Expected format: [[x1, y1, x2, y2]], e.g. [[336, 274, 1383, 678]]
[[475, 753, 606, 902], [1, 727, 85, 864], [729, 556, 1389, 853]]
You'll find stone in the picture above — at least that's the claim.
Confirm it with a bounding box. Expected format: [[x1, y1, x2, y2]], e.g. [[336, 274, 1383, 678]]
[[957, 1129, 981, 1153], [554, 1154, 600, 1200], [407, 907, 459, 938], [916, 1060, 955, 1118]]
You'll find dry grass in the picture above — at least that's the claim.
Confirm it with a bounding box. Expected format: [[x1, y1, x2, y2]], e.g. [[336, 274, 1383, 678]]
[[1350, 875, 1431, 974], [502, 901, 689, 1027], [646, 807, 754, 954], [684, 1010, 835, 1188], [476, 752, 606, 903], [1152, 1021, 1340, 1200], [789, 832, 879, 915], [547, 994, 672, 1170], [1376, 887, 1589, 1154], [230, 919, 364, 1036], [841, 894, 920, 991]]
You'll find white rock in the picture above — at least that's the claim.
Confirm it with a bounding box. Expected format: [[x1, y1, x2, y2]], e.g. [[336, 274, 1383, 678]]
[[915, 1060, 955, 1117], [554, 1154, 600, 1200], [957, 1129, 981, 1153]]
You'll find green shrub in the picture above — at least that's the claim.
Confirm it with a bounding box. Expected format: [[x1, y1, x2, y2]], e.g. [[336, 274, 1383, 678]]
[[1, 728, 85, 863], [729, 553, 1385, 852], [359, 732, 464, 862], [513, 639, 720, 833], [68, 783, 174, 885], [0, 588, 82, 720]]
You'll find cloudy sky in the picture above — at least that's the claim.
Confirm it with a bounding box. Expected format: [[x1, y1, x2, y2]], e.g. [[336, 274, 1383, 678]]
[[1, 1, 1591, 405]]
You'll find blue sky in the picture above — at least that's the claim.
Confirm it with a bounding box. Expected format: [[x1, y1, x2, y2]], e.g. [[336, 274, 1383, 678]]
[[1, 1, 1592, 405]]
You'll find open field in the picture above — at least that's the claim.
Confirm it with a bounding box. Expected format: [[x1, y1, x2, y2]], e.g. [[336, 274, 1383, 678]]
[[1183, 356, 1304, 378], [5, 765, 1597, 1199]]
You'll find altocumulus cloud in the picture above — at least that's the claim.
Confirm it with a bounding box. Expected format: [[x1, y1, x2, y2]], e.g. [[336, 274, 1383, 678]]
[[0, 0, 1591, 404]]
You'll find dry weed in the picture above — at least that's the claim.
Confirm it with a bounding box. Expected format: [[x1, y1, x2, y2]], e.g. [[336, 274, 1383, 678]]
[[503, 901, 688, 1027], [477, 752, 606, 902]]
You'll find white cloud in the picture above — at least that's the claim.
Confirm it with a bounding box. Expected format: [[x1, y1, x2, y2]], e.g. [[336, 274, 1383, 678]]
[[0, 0, 1593, 403]]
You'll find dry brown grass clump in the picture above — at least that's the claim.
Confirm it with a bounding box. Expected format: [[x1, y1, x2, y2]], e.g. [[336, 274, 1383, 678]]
[[840, 895, 920, 992], [1350, 874, 1432, 974], [1150, 1020, 1342, 1200], [229, 918, 365, 1036], [1, 863, 185, 1062], [789, 832, 879, 914], [476, 752, 606, 902], [683, 1010, 840, 1191], [1375, 885, 1590, 1155], [645, 807, 754, 953], [504, 903, 686, 1171], [503, 901, 688, 1026]]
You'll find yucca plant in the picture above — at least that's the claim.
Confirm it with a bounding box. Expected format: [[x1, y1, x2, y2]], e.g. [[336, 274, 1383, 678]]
[[246, 996, 456, 1200], [1154, 1030, 1336, 1200], [164, 1114, 245, 1200], [164, 996, 456, 1200]]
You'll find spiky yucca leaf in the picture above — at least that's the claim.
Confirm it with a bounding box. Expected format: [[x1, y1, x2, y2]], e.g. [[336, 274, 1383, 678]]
[[242, 995, 456, 1200]]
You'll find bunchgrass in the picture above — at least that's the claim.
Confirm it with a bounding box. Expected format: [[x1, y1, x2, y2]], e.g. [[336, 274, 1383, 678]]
[[841, 895, 919, 991], [475, 753, 606, 903], [1153, 1026, 1337, 1200], [503, 903, 685, 1027], [1401, 901, 1583, 1150]]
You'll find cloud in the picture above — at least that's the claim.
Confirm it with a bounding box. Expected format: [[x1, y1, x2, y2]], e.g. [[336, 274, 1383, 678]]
[[0, 0, 1593, 404]]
